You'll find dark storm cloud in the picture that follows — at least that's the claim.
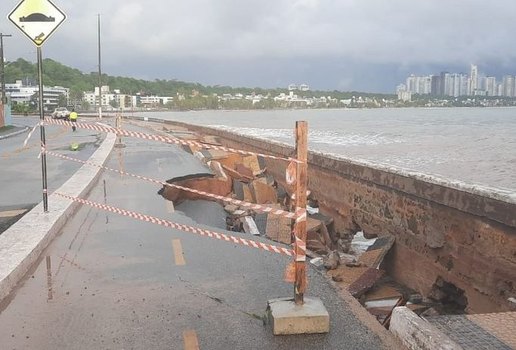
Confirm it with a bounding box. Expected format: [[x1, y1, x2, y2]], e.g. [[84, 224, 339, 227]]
[[1, 0, 516, 92]]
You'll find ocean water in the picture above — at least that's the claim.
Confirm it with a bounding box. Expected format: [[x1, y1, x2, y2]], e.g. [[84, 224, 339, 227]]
[[139, 108, 516, 193]]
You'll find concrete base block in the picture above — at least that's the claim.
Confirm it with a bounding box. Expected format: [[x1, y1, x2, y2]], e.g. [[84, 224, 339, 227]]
[[267, 297, 330, 335]]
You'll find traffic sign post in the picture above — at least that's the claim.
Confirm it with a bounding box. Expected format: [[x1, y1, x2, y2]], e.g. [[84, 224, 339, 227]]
[[8, 0, 66, 47], [8, 0, 66, 212]]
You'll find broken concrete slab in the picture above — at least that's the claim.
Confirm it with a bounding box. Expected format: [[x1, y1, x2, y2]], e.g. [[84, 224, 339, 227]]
[[217, 153, 245, 170], [309, 212, 334, 227], [235, 163, 254, 179], [265, 207, 292, 244], [251, 180, 278, 205], [233, 181, 245, 201], [208, 161, 228, 180], [267, 297, 330, 335], [243, 183, 254, 203], [159, 173, 232, 204], [347, 268, 385, 298], [242, 155, 262, 175], [254, 213, 268, 235], [232, 181, 255, 203], [243, 216, 260, 236], [306, 217, 323, 233], [224, 204, 239, 213], [360, 235, 395, 268], [329, 266, 370, 286], [365, 285, 402, 302], [203, 149, 232, 161], [222, 165, 254, 182], [307, 239, 330, 256]]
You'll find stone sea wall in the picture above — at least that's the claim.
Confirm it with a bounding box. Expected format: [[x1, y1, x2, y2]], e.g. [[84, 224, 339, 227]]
[[163, 120, 516, 313]]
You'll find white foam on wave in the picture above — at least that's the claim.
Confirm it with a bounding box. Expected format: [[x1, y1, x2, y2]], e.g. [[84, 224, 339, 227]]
[[207, 124, 516, 202], [209, 125, 402, 147]]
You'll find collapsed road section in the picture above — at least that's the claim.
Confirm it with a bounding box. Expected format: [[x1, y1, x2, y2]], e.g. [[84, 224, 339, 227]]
[[147, 118, 516, 325]]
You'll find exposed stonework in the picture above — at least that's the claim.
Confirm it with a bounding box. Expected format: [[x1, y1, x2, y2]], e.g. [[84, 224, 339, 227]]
[[164, 120, 516, 313]]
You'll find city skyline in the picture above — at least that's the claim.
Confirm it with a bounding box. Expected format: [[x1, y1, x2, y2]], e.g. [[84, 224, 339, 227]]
[[2, 1, 516, 93], [398, 64, 516, 98]]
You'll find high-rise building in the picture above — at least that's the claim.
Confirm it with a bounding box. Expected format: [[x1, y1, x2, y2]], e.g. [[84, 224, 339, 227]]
[[431, 75, 441, 96], [406, 75, 432, 94], [439, 72, 448, 96], [502, 75, 515, 97], [470, 64, 478, 95], [486, 77, 497, 96]]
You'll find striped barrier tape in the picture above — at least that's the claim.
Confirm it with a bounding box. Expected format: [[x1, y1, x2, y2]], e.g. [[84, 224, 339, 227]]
[[23, 121, 42, 147], [44, 118, 300, 164], [54, 192, 295, 257], [45, 150, 300, 220], [294, 208, 307, 262]]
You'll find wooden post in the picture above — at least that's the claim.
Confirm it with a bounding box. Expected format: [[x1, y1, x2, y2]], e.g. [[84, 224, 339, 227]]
[[294, 121, 308, 305]]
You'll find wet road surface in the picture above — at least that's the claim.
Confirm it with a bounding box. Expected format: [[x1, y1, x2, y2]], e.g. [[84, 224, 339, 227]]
[[0, 121, 386, 349], [0, 116, 104, 233]]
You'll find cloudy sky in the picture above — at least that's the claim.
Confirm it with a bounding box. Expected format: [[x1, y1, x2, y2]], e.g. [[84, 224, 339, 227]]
[[1, 0, 516, 92]]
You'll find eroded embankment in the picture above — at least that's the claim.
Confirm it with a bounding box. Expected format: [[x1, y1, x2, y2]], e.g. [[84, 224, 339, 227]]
[[161, 119, 516, 314]]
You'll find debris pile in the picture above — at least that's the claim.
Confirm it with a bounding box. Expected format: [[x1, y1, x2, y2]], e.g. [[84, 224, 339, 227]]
[[156, 128, 460, 328], [159, 134, 339, 256]]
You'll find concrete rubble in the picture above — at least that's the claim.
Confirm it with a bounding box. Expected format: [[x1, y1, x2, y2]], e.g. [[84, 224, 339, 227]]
[[157, 128, 455, 331]]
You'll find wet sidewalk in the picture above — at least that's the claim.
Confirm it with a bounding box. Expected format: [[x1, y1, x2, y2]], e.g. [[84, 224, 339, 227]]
[[0, 125, 28, 140]]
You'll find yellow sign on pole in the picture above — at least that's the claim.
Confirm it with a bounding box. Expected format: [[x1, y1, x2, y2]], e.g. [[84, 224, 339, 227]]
[[8, 0, 66, 47]]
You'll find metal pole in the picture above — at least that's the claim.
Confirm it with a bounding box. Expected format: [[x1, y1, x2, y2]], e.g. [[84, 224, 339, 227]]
[[38, 47, 49, 212], [97, 14, 102, 119], [0, 33, 12, 105], [294, 121, 308, 305]]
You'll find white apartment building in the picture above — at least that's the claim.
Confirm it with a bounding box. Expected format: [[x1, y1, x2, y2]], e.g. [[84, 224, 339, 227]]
[[5, 80, 69, 111], [485, 77, 497, 96], [470, 64, 478, 95], [406, 75, 431, 94], [502, 75, 515, 97]]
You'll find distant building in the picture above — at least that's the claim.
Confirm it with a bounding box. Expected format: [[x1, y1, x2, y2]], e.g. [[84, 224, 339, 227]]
[[405, 75, 431, 94], [398, 64, 516, 98], [470, 64, 478, 95], [502, 75, 515, 97], [5, 80, 69, 111], [396, 84, 412, 102]]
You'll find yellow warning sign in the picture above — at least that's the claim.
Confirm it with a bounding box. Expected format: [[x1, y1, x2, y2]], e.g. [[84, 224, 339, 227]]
[[8, 0, 66, 47]]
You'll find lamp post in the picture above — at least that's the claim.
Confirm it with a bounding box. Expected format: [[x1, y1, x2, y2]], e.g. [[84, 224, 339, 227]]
[[97, 14, 102, 119], [0, 33, 13, 105]]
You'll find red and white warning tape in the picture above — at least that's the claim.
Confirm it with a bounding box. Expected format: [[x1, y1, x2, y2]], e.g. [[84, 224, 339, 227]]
[[46, 151, 299, 220], [294, 208, 307, 262], [54, 192, 294, 257], [44, 118, 299, 163]]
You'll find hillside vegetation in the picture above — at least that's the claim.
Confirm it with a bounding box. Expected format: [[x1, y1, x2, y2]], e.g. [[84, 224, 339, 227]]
[[4, 58, 394, 102]]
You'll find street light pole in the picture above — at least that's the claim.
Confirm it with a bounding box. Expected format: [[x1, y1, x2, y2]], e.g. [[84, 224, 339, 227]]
[[0, 33, 13, 105], [97, 14, 102, 119]]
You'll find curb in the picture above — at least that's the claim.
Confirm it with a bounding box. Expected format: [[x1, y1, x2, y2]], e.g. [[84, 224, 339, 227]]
[[390, 306, 462, 350], [0, 133, 116, 303], [0, 126, 30, 140]]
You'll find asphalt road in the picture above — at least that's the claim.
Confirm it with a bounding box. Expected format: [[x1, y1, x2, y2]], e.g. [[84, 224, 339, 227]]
[[0, 115, 104, 232], [0, 121, 387, 349]]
